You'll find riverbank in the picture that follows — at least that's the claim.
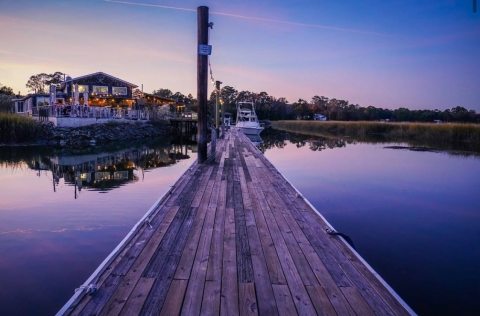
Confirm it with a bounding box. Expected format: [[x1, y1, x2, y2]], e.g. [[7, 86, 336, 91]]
[[0, 113, 48, 143], [272, 120, 480, 153], [0, 113, 171, 148]]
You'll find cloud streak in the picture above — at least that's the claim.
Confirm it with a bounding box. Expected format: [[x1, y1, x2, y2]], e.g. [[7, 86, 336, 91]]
[[104, 0, 196, 12], [103, 0, 383, 36]]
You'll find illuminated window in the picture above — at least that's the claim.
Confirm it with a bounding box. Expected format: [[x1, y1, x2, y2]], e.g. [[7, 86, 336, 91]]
[[112, 87, 127, 95], [78, 85, 89, 93], [92, 86, 108, 95]]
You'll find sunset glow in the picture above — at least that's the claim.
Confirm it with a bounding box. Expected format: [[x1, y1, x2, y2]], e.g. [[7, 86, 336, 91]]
[[1, 0, 479, 109]]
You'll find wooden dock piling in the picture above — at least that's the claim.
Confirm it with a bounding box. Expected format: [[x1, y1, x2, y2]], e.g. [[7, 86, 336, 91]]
[[196, 6, 209, 163]]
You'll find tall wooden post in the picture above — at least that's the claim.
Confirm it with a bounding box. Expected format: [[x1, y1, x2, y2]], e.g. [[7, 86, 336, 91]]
[[197, 6, 209, 163]]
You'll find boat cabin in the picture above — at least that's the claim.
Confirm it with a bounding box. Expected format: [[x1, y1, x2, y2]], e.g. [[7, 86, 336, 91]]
[[313, 113, 327, 121]]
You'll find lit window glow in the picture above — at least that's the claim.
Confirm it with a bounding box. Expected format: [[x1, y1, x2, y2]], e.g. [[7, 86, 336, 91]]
[[93, 86, 108, 95], [112, 87, 127, 95]]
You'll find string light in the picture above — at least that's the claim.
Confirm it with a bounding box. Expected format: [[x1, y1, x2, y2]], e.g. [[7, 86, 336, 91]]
[[208, 59, 216, 88]]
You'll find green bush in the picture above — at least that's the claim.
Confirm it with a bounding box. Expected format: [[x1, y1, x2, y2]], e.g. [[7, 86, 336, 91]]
[[0, 94, 13, 112], [0, 113, 45, 143]]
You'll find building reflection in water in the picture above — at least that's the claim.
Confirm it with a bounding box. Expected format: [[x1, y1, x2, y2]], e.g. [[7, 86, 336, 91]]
[[3, 130, 350, 199], [22, 140, 197, 199]]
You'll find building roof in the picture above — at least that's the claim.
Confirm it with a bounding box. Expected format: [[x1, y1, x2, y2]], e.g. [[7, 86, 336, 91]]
[[142, 93, 175, 103], [66, 72, 138, 88], [13, 93, 49, 101]]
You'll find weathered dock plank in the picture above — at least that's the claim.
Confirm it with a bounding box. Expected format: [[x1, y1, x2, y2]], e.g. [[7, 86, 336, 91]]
[[58, 129, 414, 316]]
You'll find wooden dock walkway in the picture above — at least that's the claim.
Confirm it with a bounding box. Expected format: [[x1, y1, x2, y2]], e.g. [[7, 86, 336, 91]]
[[58, 129, 414, 316]]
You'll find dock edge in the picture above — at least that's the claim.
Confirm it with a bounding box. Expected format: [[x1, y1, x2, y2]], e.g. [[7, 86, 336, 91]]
[[251, 140, 417, 316], [56, 162, 197, 316]]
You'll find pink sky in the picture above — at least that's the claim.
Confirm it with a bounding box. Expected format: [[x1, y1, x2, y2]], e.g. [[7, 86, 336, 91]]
[[1, 0, 479, 110]]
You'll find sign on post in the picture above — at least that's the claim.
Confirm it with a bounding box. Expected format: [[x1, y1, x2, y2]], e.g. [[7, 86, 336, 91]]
[[198, 44, 212, 55]]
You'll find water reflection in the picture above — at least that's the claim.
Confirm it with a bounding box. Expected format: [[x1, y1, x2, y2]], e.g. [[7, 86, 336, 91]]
[[258, 129, 349, 152], [1, 138, 197, 198], [259, 128, 480, 157], [0, 136, 198, 315], [261, 130, 480, 316]]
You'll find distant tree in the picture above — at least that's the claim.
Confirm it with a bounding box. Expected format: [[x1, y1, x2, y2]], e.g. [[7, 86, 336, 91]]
[[255, 91, 274, 120], [393, 107, 412, 122], [0, 84, 15, 96], [46, 71, 65, 85], [26, 73, 47, 93], [219, 86, 238, 118], [135, 83, 479, 123], [293, 99, 310, 119], [220, 86, 238, 105], [311, 95, 328, 114], [25, 72, 65, 93], [172, 91, 186, 102], [185, 93, 197, 111], [449, 106, 475, 122], [237, 90, 255, 102], [186, 93, 196, 105], [153, 88, 173, 98], [271, 98, 293, 120]]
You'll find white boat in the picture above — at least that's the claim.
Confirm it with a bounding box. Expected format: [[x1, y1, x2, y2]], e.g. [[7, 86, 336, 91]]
[[235, 101, 264, 136]]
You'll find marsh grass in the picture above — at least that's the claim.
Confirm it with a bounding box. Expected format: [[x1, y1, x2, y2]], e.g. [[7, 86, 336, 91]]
[[272, 120, 480, 152], [0, 113, 45, 143]]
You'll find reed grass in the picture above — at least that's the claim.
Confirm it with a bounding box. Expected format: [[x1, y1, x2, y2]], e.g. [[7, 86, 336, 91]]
[[0, 113, 46, 143], [272, 120, 480, 152]]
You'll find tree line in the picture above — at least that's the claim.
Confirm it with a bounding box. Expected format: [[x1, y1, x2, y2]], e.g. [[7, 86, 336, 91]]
[[202, 85, 479, 123], [3, 72, 479, 123]]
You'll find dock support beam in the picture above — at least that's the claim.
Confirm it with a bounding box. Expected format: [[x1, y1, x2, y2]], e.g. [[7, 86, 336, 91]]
[[197, 6, 209, 163]]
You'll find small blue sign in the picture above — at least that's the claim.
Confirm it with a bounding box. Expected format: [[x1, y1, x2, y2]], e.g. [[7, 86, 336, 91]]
[[198, 44, 212, 55]]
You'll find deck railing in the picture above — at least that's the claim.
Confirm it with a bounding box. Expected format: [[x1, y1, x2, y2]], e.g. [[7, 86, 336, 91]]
[[32, 105, 150, 121], [31, 105, 197, 123]]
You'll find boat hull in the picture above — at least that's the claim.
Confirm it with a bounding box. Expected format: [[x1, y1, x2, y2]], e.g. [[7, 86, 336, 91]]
[[237, 126, 263, 136]]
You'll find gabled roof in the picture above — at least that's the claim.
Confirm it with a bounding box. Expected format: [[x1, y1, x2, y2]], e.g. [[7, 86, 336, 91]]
[[67, 72, 138, 88], [142, 92, 175, 103], [13, 93, 49, 101]]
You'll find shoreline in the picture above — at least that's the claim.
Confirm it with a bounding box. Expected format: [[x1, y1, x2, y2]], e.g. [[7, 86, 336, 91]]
[[271, 120, 480, 154], [1, 121, 171, 149]]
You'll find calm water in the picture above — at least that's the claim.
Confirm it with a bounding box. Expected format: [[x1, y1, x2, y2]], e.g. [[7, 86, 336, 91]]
[[0, 132, 479, 315], [260, 131, 480, 316], [0, 140, 196, 315]]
